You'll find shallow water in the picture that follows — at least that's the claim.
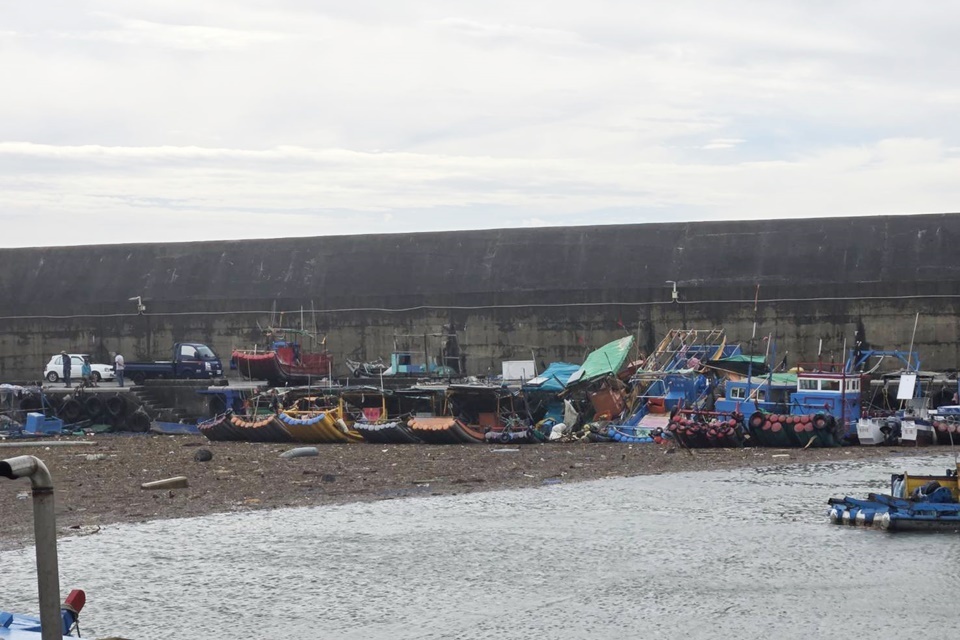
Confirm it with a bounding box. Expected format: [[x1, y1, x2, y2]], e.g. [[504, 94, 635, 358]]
[[4, 454, 960, 640]]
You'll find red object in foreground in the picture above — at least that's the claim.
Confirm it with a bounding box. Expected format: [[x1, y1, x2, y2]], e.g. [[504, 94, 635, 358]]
[[64, 589, 85, 613]]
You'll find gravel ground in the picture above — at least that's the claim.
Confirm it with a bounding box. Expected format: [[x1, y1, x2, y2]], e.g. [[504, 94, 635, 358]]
[[0, 434, 918, 551]]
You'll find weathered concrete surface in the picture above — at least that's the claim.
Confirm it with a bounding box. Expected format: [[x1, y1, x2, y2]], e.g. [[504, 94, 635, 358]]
[[1, 213, 958, 380]]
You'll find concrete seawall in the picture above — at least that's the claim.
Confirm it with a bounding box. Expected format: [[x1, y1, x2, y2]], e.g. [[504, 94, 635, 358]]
[[1, 213, 957, 380]]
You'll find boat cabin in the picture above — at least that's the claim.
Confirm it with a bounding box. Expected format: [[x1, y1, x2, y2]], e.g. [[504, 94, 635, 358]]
[[714, 374, 795, 415], [792, 368, 862, 436]]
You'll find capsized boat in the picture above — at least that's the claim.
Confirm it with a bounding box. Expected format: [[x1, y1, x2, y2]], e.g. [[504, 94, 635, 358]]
[[828, 463, 960, 531]]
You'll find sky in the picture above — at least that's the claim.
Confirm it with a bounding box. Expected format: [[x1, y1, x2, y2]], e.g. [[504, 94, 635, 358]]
[[1, 1, 959, 247]]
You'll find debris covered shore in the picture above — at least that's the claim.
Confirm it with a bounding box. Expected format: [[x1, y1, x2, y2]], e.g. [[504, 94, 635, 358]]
[[0, 435, 917, 551]]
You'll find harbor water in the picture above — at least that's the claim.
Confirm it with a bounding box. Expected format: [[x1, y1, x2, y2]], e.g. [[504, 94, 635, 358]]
[[3, 454, 960, 640]]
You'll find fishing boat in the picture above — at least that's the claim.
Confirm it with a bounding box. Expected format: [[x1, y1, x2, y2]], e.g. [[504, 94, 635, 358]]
[[1, 455, 90, 639], [608, 330, 739, 445], [335, 387, 408, 443], [346, 386, 447, 444], [233, 327, 333, 386], [404, 384, 511, 444], [853, 350, 947, 446], [828, 463, 960, 531], [448, 383, 536, 444]]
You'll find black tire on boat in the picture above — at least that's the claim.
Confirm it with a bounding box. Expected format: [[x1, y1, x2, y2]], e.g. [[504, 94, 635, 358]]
[[84, 395, 105, 420], [498, 431, 512, 444], [18, 392, 43, 412], [106, 394, 128, 418], [60, 398, 82, 422], [749, 411, 765, 429], [127, 410, 150, 433]]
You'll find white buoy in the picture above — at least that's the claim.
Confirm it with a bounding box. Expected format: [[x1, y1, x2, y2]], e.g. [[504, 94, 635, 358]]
[[879, 512, 892, 531]]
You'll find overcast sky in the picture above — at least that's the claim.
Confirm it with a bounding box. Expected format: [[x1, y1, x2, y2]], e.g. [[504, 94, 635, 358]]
[[1, 1, 958, 246]]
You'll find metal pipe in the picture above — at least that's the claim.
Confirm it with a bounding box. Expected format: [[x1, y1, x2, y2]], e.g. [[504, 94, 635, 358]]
[[0, 455, 62, 640]]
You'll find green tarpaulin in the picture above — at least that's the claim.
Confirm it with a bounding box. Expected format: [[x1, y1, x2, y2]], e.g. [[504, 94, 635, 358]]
[[567, 336, 634, 386]]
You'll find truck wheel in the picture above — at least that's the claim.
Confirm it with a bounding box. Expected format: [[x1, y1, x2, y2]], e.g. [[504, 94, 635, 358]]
[[91, 372, 101, 383], [46, 371, 59, 383], [131, 372, 146, 386]]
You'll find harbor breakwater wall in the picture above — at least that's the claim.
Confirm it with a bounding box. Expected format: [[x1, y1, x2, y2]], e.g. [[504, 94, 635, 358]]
[[1, 213, 958, 381]]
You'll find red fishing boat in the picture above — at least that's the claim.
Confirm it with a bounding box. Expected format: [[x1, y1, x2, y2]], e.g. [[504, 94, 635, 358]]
[[233, 327, 333, 386]]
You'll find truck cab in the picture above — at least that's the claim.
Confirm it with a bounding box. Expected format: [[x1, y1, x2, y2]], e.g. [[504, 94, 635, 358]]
[[173, 343, 223, 378]]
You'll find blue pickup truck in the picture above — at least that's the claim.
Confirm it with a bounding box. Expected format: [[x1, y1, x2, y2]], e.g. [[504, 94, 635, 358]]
[[124, 342, 224, 385]]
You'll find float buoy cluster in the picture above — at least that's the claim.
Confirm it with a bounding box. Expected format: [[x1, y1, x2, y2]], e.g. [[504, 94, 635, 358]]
[[667, 412, 744, 448], [748, 411, 841, 447], [829, 504, 885, 529], [933, 419, 959, 444]]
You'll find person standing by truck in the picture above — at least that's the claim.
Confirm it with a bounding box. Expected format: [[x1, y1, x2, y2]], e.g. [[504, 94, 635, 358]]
[[114, 352, 125, 387], [61, 350, 72, 388]]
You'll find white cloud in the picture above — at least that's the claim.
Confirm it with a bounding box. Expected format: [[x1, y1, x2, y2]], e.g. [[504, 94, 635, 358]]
[[55, 17, 290, 51], [0, 1, 958, 246], [701, 138, 745, 150]]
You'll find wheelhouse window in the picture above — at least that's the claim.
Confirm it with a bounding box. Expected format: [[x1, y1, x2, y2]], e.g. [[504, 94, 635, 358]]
[[799, 378, 817, 390], [820, 380, 840, 391], [729, 387, 746, 400]]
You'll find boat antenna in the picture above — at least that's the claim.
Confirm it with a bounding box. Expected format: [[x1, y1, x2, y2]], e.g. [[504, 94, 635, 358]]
[[906, 312, 920, 371]]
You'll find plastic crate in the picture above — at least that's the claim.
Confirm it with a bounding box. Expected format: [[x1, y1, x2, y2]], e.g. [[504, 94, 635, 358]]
[[24, 412, 64, 435]]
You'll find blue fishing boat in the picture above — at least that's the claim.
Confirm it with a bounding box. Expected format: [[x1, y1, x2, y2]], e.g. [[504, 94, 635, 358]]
[[828, 463, 960, 531], [1, 456, 89, 639], [608, 329, 739, 444]]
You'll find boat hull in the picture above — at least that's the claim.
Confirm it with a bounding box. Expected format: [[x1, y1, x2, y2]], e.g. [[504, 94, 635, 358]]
[[353, 420, 422, 444], [277, 411, 361, 443], [408, 417, 485, 444], [233, 349, 333, 385]]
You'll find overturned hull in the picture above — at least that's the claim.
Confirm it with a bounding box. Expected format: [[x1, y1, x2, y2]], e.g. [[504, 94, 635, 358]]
[[408, 417, 485, 444]]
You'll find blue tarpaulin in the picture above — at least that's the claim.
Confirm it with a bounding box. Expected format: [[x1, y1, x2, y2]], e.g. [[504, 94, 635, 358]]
[[522, 362, 580, 393]]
